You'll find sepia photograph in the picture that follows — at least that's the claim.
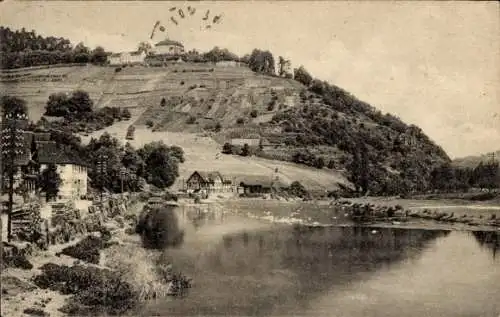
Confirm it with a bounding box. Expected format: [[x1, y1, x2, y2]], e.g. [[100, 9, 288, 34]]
[[0, 1, 499, 316]]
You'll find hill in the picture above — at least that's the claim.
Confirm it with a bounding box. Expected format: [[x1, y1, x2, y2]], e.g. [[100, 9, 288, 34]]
[[453, 151, 500, 169], [2, 62, 449, 195]]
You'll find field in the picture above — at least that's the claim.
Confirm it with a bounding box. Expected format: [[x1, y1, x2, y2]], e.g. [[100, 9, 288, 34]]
[[2, 64, 302, 127], [80, 126, 350, 191]]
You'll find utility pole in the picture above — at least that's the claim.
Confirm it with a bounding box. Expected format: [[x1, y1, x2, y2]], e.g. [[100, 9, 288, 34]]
[[120, 166, 126, 198], [1, 112, 27, 242], [96, 153, 108, 204]]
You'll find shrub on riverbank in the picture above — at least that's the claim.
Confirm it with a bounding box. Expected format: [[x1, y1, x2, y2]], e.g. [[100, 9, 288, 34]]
[[136, 206, 185, 249], [58, 228, 112, 264], [33, 263, 138, 315], [1, 243, 34, 270]]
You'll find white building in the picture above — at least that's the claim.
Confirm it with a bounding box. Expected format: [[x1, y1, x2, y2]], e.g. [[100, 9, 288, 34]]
[[108, 53, 122, 65], [153, 38, 185, 55], [108, 51, 146, 66], [37, 141, 88, 200]]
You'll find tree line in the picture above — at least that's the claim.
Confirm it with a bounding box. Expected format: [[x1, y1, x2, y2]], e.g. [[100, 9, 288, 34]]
[[429, 161, 500, 193], [43, 90, 131, 133], [0, 26, 108, 69]]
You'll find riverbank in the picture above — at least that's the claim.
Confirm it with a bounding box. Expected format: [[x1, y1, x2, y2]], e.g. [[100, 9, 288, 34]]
[[0, 199, 184, 317], [221, 197, 500, 232], [2, 195, 498, 316]]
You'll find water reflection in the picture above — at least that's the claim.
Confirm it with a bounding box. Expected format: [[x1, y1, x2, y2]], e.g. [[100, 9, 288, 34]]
[[472, 230, 500, 258], [142, 221, 477, 317]]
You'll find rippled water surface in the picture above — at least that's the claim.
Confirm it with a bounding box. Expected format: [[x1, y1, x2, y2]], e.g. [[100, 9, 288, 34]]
[[141, 215, 500, 317]]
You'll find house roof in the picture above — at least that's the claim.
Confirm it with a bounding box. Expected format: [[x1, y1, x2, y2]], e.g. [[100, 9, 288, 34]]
[[130, 51, 144, 56], [189, 171, 228, 184], [109, 53, 122, 58], [36, 141, 88, 167], [236, 175, 288, 188], [155, 39, 184, 47]]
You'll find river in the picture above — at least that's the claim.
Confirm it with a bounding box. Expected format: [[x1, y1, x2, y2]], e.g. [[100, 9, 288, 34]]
[[138, 214, 500, 317]]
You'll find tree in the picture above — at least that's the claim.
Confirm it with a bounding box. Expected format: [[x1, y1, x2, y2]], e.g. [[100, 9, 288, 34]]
[[121, 108, 131, 120], [91, 46, 107, 65], [69, 90, 93, 114], [73, 42, 91, 63], [222, 142, 232, 154], [45, 92, 69, 116], [45, 90, 93, 118], [349, 144, 369, 194], [293, 66, 313, 86], [203, 46, 239, 63], [160, 98, 166, 107], [248, 49, 275, 75], [138, 141, 183, 189], [137, 41, 153, 55], [37, 164, 62, 202], [240, 143, 250, 157], [214, 122, 222, 132], [327, 159, 335, 169], [74, 42, 90, 55], [169, 145, 185, 163], [288, 181, 309, 198], [121, 142, 143, 174], [314, 157, 325, 169], [250, 109, 258, 118], [1, 96, 28, 119]]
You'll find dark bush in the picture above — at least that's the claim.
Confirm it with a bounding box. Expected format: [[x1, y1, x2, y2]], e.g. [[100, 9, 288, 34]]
[[222, 142, 232, 154], [250, 109, 258, 118], [146, 120, 154, 128], [236, 118, 245, 125], [186, 116, 196, 124], [135, 206, 185, 249], [59, 234, 108, 264], [34, 263, 138, 316], [214, 122, 222, 132], [23, 308, 48, 316], [121, 108, 131, 120], [2, 254, 33, 270], [314, 157, 325, 169], [115, 67, 122, 73]]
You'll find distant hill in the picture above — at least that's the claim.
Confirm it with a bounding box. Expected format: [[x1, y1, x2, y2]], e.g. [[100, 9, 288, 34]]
[[453, 150, 500, 168]]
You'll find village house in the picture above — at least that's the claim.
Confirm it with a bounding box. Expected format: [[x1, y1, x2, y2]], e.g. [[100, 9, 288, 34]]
[[236, 175, 288, 195], [1, 130, 88, 201], [153, 38, 185, 55], [107, 51, 146, 66], [108, 53, 122, 65], [36, 141, 88, 201], [185, 171, 232, 194]]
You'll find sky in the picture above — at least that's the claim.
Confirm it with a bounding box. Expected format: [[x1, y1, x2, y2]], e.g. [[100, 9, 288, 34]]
[[1, 1, 499, 159]]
